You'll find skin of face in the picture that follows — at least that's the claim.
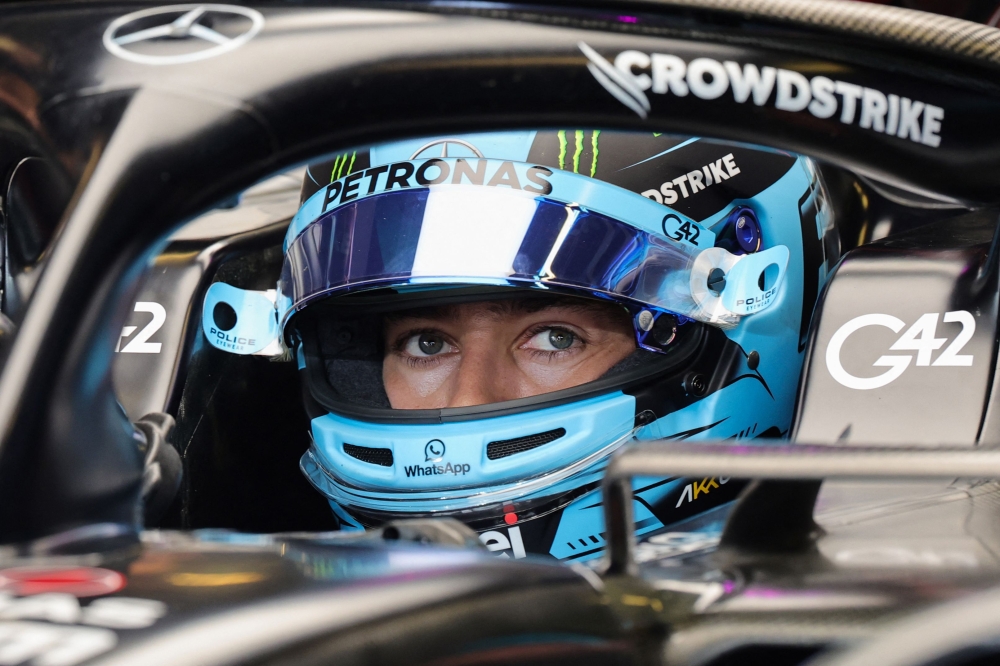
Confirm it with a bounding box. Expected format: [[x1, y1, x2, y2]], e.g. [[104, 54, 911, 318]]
[[382, 297, 636, 409]]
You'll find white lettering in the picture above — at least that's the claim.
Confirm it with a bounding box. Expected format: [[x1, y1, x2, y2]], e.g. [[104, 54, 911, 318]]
[[651, 53, 687, 95], [119, 302, 166, 354], [922, 104, 944, 147], [835, 81, 864, 124], [0, 594, 81, 624], [508, 526, 527, 559], [860, 88, 888, 132], [660, 181, 678, 205], [613, 50, 651, 91], [479, 528, 526, 559], [687, 57, 729, 99], [641, 188, 662, 203], [724, 61, 776, 106], [687, 169, 706, 193], [933, 310, 975, 366], [675, 483, 694, 508], [709, 159, 729, 182], [589, 47, 946, 148], [889, 313, 945, 366], [480, 530, 511, 556], [886, 93, 900, 135], [897, 97, 924, 141], [826, 313, 909, 390], [723, 153, 740, 177], [775, 69, 811, 112], [81, 598, 167, 629], [0, 622, 115, 666], [808, 76, 837, 119], [672, 174, 690, 198], [827, 311, 975, 389]]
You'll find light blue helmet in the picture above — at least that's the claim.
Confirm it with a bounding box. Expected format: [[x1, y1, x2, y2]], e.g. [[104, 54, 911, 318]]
[[203, 130, 837, 561]]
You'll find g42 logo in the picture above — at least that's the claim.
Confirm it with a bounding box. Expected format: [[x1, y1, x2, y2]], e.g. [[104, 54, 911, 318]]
[[826, 311, 975, 390], [662, 214, 701, 246]]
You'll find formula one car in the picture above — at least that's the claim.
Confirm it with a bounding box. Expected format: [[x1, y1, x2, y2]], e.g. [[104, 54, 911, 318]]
[[2, 1, 1000, 665]]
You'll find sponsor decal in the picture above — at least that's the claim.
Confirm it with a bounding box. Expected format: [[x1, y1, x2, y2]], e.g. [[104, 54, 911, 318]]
[[410, 138, 485, 160], [826, 311, 974, 390], [208, 327, 256, 350], [103, 4, 265, 66], [0, 569, 167, 666], [675, 477, 730, 508], [116, 302, 166, 354], [405, 439, 470, 477], [424, 439, 445, 462], [643, 154, 740, 205], [0, 622, 116, 666], [580, 42, 945, 148], [321, 159, 553, 214], [556, 129, 601, 176], [0, 593, 166, 629], [662, 213, 704, 246], [479, 526, 527, 559], [329, 151, 358, 182], [403, 461, 471, 478], [736, 286, 778, 313]]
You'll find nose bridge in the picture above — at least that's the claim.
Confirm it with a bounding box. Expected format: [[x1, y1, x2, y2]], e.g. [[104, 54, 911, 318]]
[[448, 344, 507, 408]]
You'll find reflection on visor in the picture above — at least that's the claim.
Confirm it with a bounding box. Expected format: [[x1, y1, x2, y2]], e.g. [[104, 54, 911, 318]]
[[282, 187, 716, 325]]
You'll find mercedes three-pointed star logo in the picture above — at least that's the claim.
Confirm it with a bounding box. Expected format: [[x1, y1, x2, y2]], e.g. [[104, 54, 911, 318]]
[[103, 4, 264, 66], [409, 139, 485, 160]]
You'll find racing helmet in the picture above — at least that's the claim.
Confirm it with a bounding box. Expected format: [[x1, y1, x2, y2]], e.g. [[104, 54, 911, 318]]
[[203, 130, 838, 561]]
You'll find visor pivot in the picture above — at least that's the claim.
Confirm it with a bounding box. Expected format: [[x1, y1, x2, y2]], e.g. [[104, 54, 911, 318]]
[[707, 268, 727, 295], [716, 205, 763, 255], [635, 311, 679, 352]]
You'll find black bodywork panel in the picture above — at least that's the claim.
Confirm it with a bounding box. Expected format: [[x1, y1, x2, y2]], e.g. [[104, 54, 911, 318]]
[[2, 2, 1000, 665]]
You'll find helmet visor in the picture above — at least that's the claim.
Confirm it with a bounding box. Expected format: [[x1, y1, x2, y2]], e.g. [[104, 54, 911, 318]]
[[280, 183, 712, 329]]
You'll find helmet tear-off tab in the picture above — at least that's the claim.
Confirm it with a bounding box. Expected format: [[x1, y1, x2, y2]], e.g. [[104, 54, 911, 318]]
[[202, 282, 283, 356], [688, 245, 790, 327]]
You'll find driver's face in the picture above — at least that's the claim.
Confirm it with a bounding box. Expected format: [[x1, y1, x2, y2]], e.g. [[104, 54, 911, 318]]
[[382, 298, 636, 409]]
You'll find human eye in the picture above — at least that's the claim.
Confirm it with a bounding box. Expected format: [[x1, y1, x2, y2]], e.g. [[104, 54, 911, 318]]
[[522, 327, 582, 354], [402, 331, 455, 359]]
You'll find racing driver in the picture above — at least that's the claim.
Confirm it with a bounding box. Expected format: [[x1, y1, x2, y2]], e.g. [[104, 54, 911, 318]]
[[202, 130, 838, 560]]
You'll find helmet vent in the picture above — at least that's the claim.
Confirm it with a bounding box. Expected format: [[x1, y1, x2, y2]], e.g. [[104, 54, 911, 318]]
[[486, 428, 566, 460], [343, 443, 394, 467]]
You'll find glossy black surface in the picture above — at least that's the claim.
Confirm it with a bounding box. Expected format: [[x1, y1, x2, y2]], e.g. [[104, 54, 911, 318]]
[[795, 212, 1000, 445], [1, 2, 1000, 664], [0, 531, 646, 666], [1, 0, 996, 541]]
